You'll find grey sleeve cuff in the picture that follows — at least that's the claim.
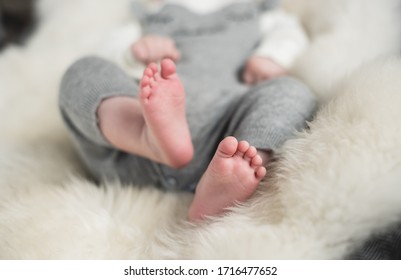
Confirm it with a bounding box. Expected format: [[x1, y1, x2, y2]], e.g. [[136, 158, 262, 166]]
[[59, 56, 139, 147]]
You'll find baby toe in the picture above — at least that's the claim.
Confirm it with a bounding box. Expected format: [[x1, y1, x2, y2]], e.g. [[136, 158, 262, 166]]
[[255, 166, 266, 179], [236, 140, 250, 157], [251, 154, 263, 168], [244, 146, 257, 160], [140, 75, 150, 88]]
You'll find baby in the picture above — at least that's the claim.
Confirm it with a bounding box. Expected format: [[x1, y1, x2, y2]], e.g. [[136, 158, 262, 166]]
[[59, 0, 316, 221]]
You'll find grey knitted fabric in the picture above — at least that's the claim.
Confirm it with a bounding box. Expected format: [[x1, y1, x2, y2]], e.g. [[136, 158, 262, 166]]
[[59, 2, 316, 191]]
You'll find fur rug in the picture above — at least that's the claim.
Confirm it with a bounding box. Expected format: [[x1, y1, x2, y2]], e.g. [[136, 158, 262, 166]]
[[1, 0, 401, 259]]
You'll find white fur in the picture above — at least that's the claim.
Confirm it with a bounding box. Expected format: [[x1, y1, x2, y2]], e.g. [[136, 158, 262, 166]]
[[1, 0, 401, 259], [284, 0, 401, 101], [168, 57, 401, 259]]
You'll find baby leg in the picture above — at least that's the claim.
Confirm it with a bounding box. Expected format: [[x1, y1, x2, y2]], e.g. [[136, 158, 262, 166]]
[[188, 77, 316, 221], [227, 77, 317, 153], [97, 58, 194, 168], [59, 56, 163, 185], [60, 56, 193, 175]]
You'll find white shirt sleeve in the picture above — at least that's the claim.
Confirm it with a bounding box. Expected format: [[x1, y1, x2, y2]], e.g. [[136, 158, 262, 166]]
[[254, 8, 309, 69]]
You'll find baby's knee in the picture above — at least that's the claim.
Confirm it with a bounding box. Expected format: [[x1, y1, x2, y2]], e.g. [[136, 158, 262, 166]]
[[60, 57, 97, 98], [60, 56, 108, 91], [59, 56, 117, 109]]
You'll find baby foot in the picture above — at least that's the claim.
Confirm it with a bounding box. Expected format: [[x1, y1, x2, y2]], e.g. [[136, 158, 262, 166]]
[[139, 59, 194, 168], [132, 35, 181, 64], [188, 136, 266, 221], [242, 56, 286, 85]]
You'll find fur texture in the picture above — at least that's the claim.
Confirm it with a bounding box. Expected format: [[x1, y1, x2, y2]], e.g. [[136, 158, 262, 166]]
[[0, 0, 401, 259]]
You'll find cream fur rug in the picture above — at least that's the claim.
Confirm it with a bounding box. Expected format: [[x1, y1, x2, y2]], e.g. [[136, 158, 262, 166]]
[[1, 0, 401, 259]]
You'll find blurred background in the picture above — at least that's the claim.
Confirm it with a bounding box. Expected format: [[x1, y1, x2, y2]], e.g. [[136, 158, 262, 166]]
[[0, 0, 36, 50]]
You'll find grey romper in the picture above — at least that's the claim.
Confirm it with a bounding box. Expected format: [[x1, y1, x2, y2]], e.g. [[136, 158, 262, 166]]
[[59, 1, 316, 191]]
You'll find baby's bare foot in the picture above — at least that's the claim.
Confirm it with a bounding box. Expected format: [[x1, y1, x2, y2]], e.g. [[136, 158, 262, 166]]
[[139, 59, 193, 168], [188, 136, 266, 221], [242, 56, 286, 85], [132, 35, 181, 64]]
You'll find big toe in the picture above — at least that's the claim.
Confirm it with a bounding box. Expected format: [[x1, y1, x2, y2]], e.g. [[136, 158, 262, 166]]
[[216, 136, 238, 158], [161, 58, 177, 79]]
